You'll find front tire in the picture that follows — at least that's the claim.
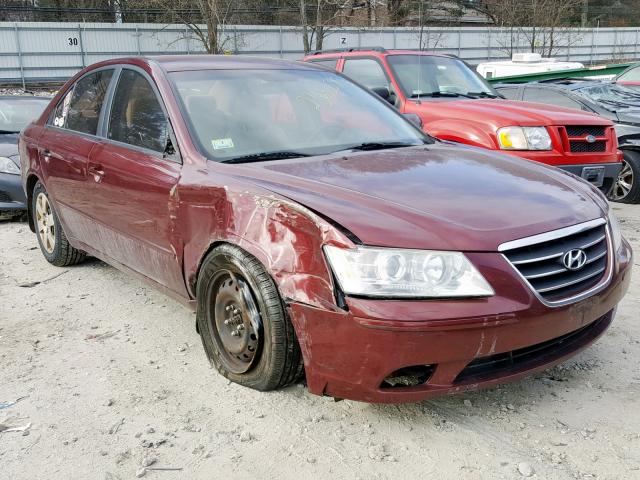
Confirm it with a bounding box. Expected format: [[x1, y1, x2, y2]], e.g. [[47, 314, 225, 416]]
[[32, 182, 86, 266], [196, 244, 304, 391], [608, 150, 640, 204]]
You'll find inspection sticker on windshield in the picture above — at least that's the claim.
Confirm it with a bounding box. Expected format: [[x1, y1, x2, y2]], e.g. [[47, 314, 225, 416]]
[[212, 138, 234, 150]]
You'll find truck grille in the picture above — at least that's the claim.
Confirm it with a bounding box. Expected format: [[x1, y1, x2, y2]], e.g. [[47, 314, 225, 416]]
[[562, 125, 609, 154], [569, 140, 606, 152], [500, 220, 609, 304], [565, 125, 606, 137]]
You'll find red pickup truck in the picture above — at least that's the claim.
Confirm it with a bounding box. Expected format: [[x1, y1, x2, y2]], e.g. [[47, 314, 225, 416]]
[[304, 48, 622, 193]]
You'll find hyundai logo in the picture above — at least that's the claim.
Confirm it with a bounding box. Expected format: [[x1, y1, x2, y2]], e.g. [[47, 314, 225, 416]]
[[563, 248, 587, 271], [585, 134, 596, 143]]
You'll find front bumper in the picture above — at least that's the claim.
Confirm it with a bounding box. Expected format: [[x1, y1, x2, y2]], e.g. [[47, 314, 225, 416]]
[[288, 240, 632, 403], [557, 163, 622, 193], [0, 172, 27, 212]]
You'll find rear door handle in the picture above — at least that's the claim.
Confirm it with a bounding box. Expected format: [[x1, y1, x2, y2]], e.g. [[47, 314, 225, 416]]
[[88, 162, 105, 181]]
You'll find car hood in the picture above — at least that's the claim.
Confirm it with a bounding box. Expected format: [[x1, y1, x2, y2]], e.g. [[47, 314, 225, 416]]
[[0, 133, 19, 158], [416, 98, 611, 127], [614, 109, 640, 124], [239, 143, 607, 252]]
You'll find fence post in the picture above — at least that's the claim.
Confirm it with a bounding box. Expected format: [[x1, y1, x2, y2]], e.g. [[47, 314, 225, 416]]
[[487, 28, 492, 60], [357, 29, 361, 48], [14, 23, 25, 90], [589, 28, 595, 65], [457, 28, 461, 57], [279, 26, 283, 58], [185, 26, 190, 54], [635, 28, 639, 61], [78, 24, 86, 68], [393, 28, 396, 49], [135, 25, 141, 55]]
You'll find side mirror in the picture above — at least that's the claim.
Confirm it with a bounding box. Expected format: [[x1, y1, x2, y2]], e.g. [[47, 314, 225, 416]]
[[371, 86, 390, 100], [402, 113, 423, 129]]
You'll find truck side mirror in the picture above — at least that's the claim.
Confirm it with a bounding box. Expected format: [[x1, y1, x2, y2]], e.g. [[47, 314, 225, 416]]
[[371, 86, 390, 100], [402, 113, 423, 128]]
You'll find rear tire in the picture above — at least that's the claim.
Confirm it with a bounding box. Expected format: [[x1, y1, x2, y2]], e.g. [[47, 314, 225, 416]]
[[196, 244, 304, 391], [608, 150, 640, 204], [32, 182, 86, 267]]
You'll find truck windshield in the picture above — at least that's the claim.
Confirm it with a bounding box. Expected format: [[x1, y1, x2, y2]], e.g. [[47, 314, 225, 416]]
[[170, 68, 430, 162], [387, 55, 497, 100]]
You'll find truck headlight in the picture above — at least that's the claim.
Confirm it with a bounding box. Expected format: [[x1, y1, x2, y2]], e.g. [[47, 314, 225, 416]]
[[324, 245, 494, 298], [0, 156, 20, 175], [497, 126, 552, 151]]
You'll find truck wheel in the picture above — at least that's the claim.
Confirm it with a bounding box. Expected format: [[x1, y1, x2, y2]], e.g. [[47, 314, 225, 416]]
[[196, 244, 304, 391], [32, 182, 86, 266], [609, 150, 640, 203]]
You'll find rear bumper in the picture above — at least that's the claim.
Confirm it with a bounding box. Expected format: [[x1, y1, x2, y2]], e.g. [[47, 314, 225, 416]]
[[0, 172, 27, 212], [288, 240, 632, 403]]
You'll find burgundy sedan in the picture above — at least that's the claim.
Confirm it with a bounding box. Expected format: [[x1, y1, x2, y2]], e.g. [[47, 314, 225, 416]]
[[19, 56, 632, 403]]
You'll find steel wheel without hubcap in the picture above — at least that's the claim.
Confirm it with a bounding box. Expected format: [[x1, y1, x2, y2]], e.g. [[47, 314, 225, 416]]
[[209, 270, 262, 374], [35, 192, 55, 253]]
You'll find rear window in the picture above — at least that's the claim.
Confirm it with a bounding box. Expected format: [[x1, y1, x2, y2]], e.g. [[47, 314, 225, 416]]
[[52, 69, 114, 135], [309, 58, 338, 70]]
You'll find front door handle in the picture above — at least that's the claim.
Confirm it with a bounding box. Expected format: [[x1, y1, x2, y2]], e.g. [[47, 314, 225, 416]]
[[88, 162, 105, 182]]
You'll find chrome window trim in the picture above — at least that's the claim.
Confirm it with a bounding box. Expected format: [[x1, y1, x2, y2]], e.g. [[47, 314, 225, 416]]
[[499, 219, 613, 308]]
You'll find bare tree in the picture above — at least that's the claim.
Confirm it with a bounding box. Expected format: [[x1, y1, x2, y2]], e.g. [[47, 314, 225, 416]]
[[148, 0, 240, 53], [298, 0, 348, 54]]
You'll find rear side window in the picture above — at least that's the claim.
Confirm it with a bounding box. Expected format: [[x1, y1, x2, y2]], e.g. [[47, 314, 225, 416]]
[[497, 86, 520, 100], [342, 58, 389, 90], [107, 69, 168, 152], [60, 69, 113, 135], [523, 88, 584, 111], [310, 59, 338, 70]]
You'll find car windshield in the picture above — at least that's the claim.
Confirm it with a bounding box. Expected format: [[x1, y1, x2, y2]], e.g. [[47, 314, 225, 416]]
[[577, 83, 640, 111], [387, 55, 497, 99], [170, 68, 429, 162], [618, 65, 640, 82], [0, 97, 50, 133]]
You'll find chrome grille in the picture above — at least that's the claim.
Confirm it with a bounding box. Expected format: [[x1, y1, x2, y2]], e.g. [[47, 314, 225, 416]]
[[500, 220, 609, 304]]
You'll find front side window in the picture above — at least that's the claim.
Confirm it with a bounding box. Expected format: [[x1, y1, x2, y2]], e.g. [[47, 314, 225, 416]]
[[387, 55, 496, 98], [57, 69, 113, 135], [497, 87, 520, 100], [170, 68, 429, 161], [108, 69, 168, 152], [342, 58, 390, 90]]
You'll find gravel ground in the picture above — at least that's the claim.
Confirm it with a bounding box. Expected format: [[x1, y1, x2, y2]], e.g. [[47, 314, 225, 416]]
[[0, 204, 639, 480]]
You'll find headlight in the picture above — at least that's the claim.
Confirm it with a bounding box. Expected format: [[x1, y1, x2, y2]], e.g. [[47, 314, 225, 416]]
[[0, 156, 20, 175], [324, 245, 494, 298], [607, 208, 623, 253], [497, 126, 552, 150]]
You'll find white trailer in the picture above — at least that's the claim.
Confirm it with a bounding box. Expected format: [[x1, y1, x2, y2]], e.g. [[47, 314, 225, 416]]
[[477, 53, 584, 79]]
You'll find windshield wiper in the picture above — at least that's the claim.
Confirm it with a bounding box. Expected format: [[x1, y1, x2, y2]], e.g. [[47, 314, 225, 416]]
[[334, 141, 422, 153], [0, 129, 19, 134], [221, 151, 310, 164], [410, 91, 473, 99], [466, 91, 500, 99]]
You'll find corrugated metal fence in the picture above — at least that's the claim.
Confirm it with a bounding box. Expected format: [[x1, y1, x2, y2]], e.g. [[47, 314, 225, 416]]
[[1, 22, 640, 85]]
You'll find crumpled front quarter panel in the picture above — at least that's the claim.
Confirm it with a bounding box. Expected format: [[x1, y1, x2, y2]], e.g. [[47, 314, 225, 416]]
[[178, 163, 350, 311]]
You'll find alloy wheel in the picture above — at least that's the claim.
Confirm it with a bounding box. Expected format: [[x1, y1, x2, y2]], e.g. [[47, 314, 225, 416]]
[[610, 159, 634, 201], [35, 192, 55, 253]]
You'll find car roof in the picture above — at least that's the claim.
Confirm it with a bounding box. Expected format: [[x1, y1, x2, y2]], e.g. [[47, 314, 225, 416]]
[[146, 55, 322, 72], [0, 95, 52, 100], [306, 49, 453, 59]]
